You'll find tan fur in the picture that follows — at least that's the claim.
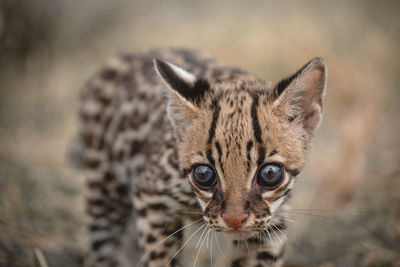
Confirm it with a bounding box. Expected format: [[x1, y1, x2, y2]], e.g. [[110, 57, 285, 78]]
[[78, 47, 326, 267]]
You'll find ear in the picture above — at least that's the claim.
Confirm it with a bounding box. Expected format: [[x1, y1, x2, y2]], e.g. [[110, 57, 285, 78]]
[[154, 59, 210, 140], [273, 57, 327, 134]]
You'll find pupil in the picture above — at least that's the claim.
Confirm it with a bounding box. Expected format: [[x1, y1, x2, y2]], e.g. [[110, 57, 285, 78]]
[[200, 169, 210, 181], [267, 168, 274, 179], [194, 165, 216, 187], [257, 164, 283, 187]]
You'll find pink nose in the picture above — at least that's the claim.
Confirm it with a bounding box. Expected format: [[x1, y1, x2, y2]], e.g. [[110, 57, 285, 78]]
[[222, 213, 249, 229]]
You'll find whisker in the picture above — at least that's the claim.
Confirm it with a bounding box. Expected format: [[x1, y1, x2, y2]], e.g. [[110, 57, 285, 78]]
[[161, 221, 170, 234], [216, 233, 232, 265], [284, 227, 299, 241], [278, 216, 296, 223], [260, 230, 270, 247], [136, 218, 203, 266], [273, 211, 334, 219], [206, 228, 211, 249], [246, 235, 249, 255], [210, 232, 214, 267], [265, 227, 273, 244], [267, 225, 283, 244], [193, 228, 209, 267], [166, 224, 206, 267], [196, 226, 209, 248], [205, 230, 210, 266], [285, 208, 339, 213], [271, 223, 288, 241]]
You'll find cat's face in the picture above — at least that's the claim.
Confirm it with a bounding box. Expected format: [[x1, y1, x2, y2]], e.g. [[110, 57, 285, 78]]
[[154, 58, 327, 236]]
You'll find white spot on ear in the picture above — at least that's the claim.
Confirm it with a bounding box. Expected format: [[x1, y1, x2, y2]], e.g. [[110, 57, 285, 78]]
[[166, 61, 196, 84]]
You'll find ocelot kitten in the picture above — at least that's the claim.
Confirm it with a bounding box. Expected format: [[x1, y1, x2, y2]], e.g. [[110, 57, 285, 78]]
[[77, 48, 327, 267]]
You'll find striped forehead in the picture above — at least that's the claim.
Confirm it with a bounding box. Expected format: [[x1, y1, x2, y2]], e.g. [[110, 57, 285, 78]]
[[217, 91, 254, 154], [207, 90, 261, 189]]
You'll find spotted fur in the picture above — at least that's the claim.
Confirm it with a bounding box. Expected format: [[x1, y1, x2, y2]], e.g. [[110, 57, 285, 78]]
[[76, 47, 327, 267]]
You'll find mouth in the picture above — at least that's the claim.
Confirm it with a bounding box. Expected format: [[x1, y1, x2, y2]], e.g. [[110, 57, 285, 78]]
[[224, 229, 253, 240], [226, 229, 247, 233], [225, 228, 250, 233]]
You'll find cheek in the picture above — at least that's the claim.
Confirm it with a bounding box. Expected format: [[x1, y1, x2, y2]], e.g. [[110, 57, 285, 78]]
[[251, 200, 272, 219], [200, 201, 226, 230], [203, 215, 224, 231]]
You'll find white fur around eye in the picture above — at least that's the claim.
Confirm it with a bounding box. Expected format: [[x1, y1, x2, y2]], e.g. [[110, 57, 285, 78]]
[[266, 154, 286, 164], [192, 181, 214, 200], [166, 62, 196, 84], [286, 178, 296, 190], [269, 196, 286, 213], [191, 155, 206, 164], [261, 171, 289, 199], [196, 197, 207, 211], [261, 190, 276, 199], [269, 177, 295, 212]]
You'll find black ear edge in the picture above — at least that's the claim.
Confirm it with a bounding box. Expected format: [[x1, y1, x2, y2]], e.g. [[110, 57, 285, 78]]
[[153, 58, 211, 103], [275, 57, 327, 97], [153, 58, 190, 90]]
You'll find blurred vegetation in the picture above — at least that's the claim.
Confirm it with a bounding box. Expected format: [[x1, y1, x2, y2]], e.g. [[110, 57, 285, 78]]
[[0, 0, 399, 266]]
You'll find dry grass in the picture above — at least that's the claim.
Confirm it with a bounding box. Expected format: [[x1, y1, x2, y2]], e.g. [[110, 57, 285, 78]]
[[0, 0, 399, 266]]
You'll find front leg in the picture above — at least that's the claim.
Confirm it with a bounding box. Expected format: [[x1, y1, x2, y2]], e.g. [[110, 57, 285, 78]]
[[135, 191, 187, 267]]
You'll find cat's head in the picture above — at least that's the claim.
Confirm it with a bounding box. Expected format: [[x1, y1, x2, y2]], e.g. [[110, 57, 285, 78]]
[[154, 58, 327, 236]]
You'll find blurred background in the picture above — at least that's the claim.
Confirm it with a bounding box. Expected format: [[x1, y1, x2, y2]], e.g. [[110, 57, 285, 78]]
[[0, 0, 399, 266]]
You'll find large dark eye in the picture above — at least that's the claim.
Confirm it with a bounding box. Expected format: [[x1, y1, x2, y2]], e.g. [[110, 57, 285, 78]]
[[257, 164, 284, 187], [193, 165, 217, 188]]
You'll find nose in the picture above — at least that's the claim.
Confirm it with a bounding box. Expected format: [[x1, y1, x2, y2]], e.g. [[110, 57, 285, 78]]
[[222, 213, 249, 229]]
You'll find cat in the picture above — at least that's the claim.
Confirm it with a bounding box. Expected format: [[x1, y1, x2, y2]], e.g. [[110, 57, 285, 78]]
[[75, 48, 327, 267]]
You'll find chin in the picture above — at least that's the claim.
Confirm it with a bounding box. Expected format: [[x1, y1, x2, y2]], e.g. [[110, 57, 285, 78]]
[[223, 229, 253, 240]]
